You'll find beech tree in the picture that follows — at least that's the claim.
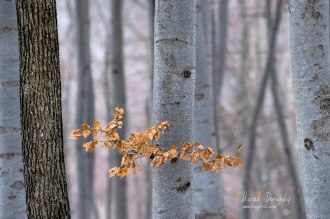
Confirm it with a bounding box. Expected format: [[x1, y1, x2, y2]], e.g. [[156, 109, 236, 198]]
[[110, 0, 128, 218], [74, 0, 95, 218], [194, 0, 225, 218], [146, 1, 155, 218], [290, 0, 330, 218], [16, 0, 71, 218], [0, 0, 26, 218], [152, 0, 196, 218], [243, 1, 283, 218]]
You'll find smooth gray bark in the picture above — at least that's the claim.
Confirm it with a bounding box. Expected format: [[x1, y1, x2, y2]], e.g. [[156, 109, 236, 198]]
[[270, 67, 305, 219], [266, 2, 305, 218], [149, 0, 155, 93], [214, 0, 229, 99], [243, 1, 283, 218], [110, 1, 128, 219], [103, 13, 113, 219], [74, 0, 95, 218], [213, 0, 229, 152], [146, 2, 155, 219], [16, 0, 71, 217], [237, 0, 250, 133], [152, 0, 196, 218], [0, 1, 26, 218], [290, 0, 330, 218], [194, 1, 225, 218]]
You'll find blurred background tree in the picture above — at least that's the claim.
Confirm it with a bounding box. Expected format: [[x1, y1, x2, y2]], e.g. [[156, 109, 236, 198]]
[[48, 0, 330, 218]]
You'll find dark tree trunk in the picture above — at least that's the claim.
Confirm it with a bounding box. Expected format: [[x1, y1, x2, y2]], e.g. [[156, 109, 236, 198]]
[[110, 1, 128, 218], [16, 0, 71, 218]]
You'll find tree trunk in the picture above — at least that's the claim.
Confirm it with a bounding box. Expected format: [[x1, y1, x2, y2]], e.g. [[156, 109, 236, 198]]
[[194, 1, 225, 218], [214, 0, 229, 99], [237, 0, 250, 134], [0, 1, 26, 218], [266, 2, 305, 218], [270, 66, 306, 219], [243, 1, 283, 218], [110, 1, 128, 219], [16, 0, 71, 218], [103, 10, 113, 219], [212, 0, 229, 152], [152, 0, 196, 218], [290, 0, 330, 218], [146, 1, 155, 219], [74, 0, 95, 218]]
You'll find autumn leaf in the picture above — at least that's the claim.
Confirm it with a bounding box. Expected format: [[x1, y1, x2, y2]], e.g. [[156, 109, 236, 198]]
[[109, 167, 119, 178], [195, 142, 204, 150], [82, 123, 91, 130], [93, 129, 100, 138], [151, 156, 164, 167], [70, 106, 244, 179], [93, 120, 101, 129], [189, 151, 199, 164], [202, 161, 212, 172], [83, 129, 91, 138], [118, 166, 130, 178], [117, 121, 123, 128], [115, 107, 124, 115], [210, 160, 223, 172], [132, 162, 141, 175], [107, 123, 118, 130], [69, 129, 82, 139], [168, 145, 178, 159], [83, 141, 98, 152]]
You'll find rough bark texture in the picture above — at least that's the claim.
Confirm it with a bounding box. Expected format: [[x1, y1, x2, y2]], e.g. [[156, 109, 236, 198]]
[[194, 1, 225, 218], [16, 0, 71, 218], [0, 0, 26, 218], [152, 0, 196, 218], [110, 1, 128, 219], [74, 0, 95, 218], [290, 0, 330, 218]]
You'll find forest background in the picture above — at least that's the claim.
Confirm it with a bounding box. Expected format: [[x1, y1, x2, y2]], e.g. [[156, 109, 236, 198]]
[[58, 0, 297, 219]]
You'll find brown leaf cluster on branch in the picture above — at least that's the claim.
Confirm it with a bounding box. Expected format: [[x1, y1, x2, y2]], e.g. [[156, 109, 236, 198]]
[[70, 107, 244, 178]]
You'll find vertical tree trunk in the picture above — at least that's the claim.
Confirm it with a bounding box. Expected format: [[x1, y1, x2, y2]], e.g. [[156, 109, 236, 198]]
[[243, 1, 283, 218], [266, 3, 305, 218], [149, 0, 156, 94], [0, 1, 26, 218], [213, 0, 229, 151], [110, 1, 128, 219], [290, 1, 330, 218], [214, 0, 229, 99], [16, 0, 71, 218], [194, 1, 225, 218], [103, 13, 113, 219], [74, 0, 95, 218], [146, 1, 155, 218], [270, 67, 306, 219], [152, 0, 196, 218], [237, 0, 250, 134]]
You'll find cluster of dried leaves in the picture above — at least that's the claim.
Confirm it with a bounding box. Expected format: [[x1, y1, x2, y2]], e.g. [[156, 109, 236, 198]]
[[70, 107, 243, 179]]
